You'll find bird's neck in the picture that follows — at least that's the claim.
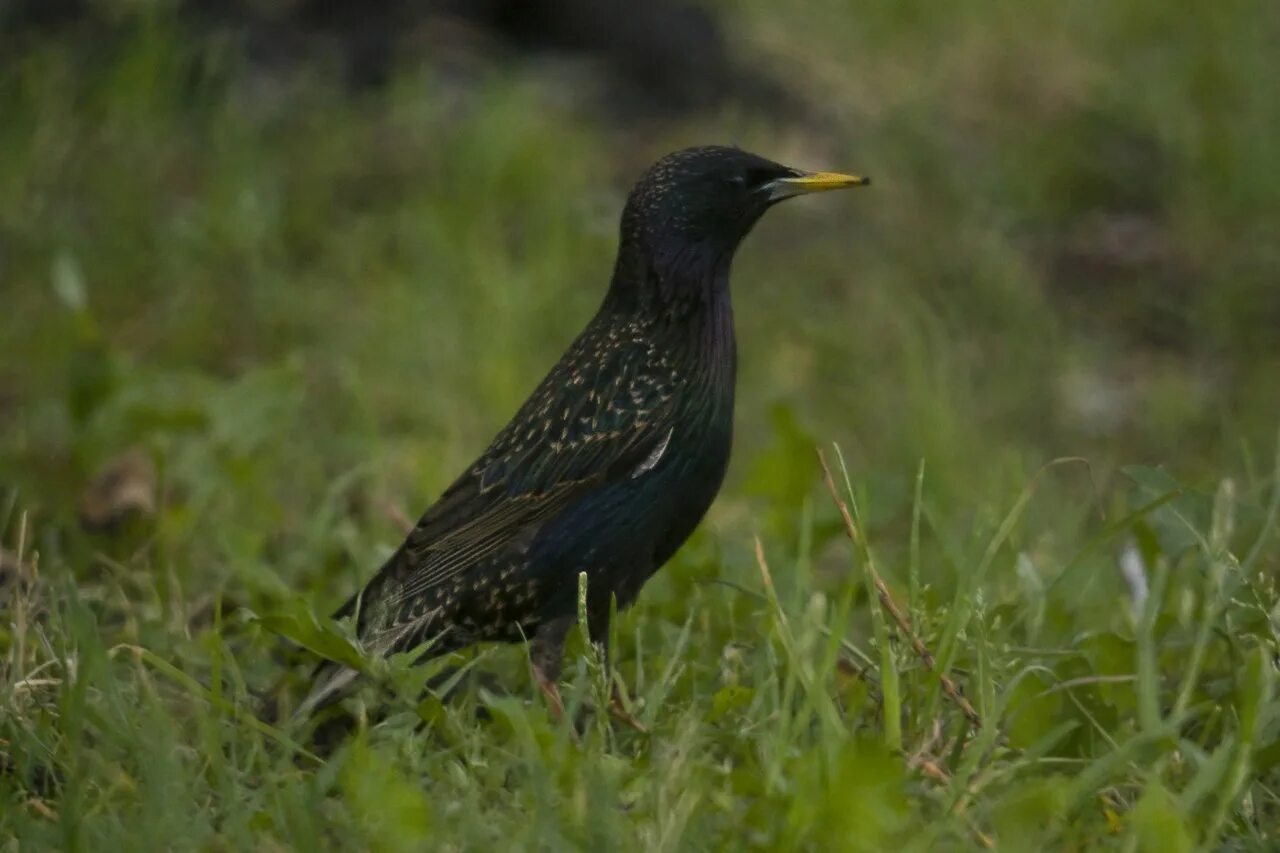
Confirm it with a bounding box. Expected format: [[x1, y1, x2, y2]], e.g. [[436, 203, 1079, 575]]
[[604, 238, 735, 321], [602, 240, 737, 395]]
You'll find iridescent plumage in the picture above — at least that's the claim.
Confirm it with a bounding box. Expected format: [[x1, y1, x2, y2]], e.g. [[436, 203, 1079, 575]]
[[303, 146, 867, 717]]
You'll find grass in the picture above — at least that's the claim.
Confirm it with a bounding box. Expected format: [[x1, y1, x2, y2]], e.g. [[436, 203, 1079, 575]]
[[3, 3, 1280, 849]]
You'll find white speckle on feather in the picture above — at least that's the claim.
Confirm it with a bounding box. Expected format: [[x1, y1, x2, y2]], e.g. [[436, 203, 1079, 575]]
[[632, 428, 673, 478]]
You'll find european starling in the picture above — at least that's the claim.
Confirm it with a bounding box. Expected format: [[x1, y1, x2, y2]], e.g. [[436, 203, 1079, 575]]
[[303, 146, 867, 721]]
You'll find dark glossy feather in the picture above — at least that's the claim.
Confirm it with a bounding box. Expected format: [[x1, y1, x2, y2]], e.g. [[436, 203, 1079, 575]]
[[352, 314, 682, 620], [302, 146, 861, 716]]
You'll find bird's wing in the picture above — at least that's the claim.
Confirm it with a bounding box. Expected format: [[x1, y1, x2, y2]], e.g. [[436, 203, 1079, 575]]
[[302, 362, 677, 718], [344, 339, 681, 643]]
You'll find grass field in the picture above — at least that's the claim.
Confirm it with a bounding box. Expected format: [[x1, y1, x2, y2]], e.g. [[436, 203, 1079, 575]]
[[3, 3, 1280, 849]]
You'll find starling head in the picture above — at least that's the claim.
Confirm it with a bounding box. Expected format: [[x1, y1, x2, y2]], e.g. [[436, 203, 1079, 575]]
[[619, 146, 869, 265]]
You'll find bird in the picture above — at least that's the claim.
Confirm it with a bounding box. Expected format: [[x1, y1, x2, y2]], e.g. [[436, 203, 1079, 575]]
[[301, 145, 868, 725]]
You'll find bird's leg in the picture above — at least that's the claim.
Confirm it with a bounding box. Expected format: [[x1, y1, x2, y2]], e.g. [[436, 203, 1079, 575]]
[[536, 676, 566, 723], [608, 682, 647, 733], [530, 613, 575, 724], [588, 608, 648, 734]]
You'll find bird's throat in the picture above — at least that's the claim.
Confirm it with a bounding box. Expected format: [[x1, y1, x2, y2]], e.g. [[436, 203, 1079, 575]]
[[607, 237, 735, 316], [602, 238, 739, 400]]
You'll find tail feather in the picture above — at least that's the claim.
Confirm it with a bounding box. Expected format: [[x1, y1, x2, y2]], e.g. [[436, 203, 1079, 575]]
[[294, 659, 363, 721], [296, 595, 441, 721], [294, 562, 375, 721], [296, 545, 458, 721]]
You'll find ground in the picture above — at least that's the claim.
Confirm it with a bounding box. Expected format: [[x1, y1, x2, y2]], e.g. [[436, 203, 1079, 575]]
[[2, 2, 1279, 849]]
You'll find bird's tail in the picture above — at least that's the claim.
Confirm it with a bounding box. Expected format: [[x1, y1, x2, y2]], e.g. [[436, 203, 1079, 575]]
[[292, 586, 366, 721], [294, 546, 441, 721], [294, 658, 363, 721]]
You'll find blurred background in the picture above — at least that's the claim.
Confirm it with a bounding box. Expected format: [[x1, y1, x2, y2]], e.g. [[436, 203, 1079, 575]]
[[2, 0, 1277, 627]]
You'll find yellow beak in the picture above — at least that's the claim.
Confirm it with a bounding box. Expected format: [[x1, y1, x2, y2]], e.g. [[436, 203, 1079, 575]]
[[766, 170, 871, 201]]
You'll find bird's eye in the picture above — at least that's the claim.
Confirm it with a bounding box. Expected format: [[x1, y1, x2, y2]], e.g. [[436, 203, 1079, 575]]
[[728, 174, 748, 188]]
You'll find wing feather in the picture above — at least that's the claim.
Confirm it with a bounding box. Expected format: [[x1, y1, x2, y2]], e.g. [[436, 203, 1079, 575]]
[[343, 332, 681, 641]]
